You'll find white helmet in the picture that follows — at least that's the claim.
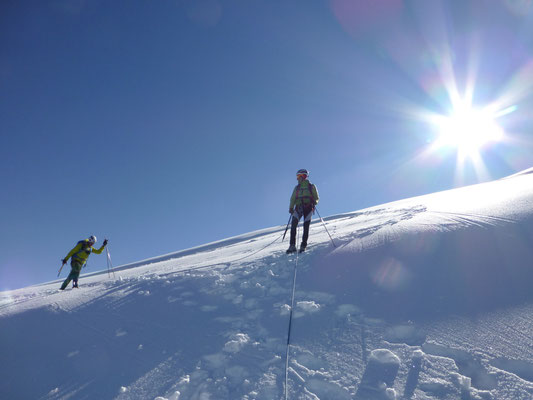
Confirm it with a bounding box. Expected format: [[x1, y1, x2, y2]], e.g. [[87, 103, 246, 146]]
[[296, 169, 309, 178], [88, 235, 97, 244]]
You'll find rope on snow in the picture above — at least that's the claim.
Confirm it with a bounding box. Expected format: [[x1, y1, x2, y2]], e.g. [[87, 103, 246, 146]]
[[284, 225, 300, 400]]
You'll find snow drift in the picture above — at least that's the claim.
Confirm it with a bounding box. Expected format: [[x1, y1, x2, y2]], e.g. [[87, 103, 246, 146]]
[[2, 170, 533, 399]]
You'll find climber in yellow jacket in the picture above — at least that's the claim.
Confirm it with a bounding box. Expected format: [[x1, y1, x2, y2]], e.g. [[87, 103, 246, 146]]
[[60, 235, 107, 290]]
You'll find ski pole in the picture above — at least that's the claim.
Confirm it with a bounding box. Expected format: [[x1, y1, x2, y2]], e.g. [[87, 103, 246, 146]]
[[282, 214, 292, 241], [57, 262, 65, 277], [106, 245, 115, 278], [315, 207, 336, 248]]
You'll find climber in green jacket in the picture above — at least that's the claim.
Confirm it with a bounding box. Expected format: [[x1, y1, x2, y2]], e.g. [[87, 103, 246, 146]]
[[60, 235, 107, 290], [287, 169, 319, 254]]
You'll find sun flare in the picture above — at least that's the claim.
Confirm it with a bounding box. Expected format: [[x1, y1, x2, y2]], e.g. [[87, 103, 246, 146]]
[[431, 103, 504, 158]]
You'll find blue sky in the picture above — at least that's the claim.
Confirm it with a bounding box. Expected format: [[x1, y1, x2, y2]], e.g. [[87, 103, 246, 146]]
[[2, 0, 533, 290]]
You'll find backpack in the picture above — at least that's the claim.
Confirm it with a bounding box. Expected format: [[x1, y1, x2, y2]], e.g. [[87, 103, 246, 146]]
[[72, 240, 92, 260], [295, 181, 316, 204]]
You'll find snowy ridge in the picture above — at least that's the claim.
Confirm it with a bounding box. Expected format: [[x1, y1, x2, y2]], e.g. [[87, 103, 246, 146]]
[[2, 171, 533, 399]]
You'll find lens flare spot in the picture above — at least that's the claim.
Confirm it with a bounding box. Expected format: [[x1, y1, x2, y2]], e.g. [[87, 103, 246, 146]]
[[372, 257, 411, 291], [330, 0, 404, 36]]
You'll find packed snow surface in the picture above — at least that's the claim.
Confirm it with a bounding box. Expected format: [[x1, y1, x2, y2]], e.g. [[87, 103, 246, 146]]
[[2, 171, 533, 399]]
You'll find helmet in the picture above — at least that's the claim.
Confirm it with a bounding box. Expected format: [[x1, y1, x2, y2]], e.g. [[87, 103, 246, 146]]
[[296, 169, 309, 179], [88, 235, 97, 244]]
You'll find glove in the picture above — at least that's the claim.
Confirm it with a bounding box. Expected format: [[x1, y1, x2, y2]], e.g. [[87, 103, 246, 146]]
[[62, 259, 67, 265], [289, 208, 294, 214], [103, 239, 108, 246]]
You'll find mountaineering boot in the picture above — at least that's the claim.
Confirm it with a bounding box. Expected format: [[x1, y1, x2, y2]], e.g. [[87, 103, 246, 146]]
[[299, 244, 307, 253], [286, 245, 297, 254]]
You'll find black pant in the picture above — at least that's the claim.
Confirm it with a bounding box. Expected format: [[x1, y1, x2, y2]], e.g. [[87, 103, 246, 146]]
[[290, 204, 313, 246]]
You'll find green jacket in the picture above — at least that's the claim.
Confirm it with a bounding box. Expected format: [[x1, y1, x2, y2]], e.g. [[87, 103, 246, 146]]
[[290, 180, 319, 209], [64, 239, 105, 266]]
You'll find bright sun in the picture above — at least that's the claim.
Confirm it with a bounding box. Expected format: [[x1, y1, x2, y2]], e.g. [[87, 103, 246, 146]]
[[433, 104, 504, 157]]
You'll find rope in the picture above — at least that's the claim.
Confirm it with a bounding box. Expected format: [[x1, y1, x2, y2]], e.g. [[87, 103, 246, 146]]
[[228, 232, 284, 264], [284, 224, 300, 400], [160, 231, 285, 279]]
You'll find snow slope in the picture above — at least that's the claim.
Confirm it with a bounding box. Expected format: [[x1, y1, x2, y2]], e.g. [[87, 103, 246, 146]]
[[2, 171, 533, 400]]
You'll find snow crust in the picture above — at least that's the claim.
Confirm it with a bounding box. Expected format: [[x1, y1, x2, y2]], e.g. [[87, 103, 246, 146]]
[[2, 170, 533, 399]]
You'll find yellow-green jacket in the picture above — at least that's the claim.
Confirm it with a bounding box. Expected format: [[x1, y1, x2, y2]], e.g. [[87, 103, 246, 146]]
[[290, 180, 319, 209], [64, 239, 105, 265]]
